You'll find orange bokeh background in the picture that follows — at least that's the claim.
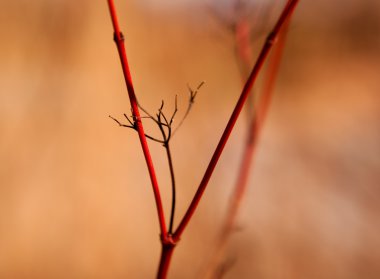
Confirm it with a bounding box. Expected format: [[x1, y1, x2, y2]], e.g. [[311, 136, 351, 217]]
[[1, 1, 380, 278]]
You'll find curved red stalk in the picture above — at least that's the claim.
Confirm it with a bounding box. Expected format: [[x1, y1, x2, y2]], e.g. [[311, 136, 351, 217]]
[[174, 0, 300, 242], [106, 0, 167, 236]]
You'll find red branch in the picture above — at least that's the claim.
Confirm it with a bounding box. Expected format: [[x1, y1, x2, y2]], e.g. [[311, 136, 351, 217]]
[[106, 0, 167, 236], [173, 0, 300, 242]]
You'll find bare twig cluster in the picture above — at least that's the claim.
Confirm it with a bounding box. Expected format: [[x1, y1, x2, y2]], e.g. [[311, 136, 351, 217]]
[[109, 82, 203, 234]]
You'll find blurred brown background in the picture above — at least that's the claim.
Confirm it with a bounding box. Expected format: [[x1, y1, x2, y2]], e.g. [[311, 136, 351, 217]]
[[1, 0, 380, 278]]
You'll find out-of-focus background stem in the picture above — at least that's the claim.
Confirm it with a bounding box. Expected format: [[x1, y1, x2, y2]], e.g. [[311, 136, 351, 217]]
[[1, 1, 380, 278], [202, 2, 293, 277]]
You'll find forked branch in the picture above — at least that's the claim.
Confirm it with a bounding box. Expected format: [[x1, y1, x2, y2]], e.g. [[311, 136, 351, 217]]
[[106, 1, 300, 278]]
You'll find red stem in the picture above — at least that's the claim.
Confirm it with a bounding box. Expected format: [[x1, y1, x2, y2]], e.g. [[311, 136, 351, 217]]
[[106, 0, 167, 236], [157, 242, 176, 279], [173, 0, 300, 242]]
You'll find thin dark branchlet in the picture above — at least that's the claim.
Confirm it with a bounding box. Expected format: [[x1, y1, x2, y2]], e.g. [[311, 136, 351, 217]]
[[172, 81, 204, 136], [109, 115, 165, 144], [110, 83, 202, 143]]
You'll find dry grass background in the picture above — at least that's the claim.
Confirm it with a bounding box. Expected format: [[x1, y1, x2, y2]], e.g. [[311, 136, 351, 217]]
[[1, 0, 380, 278]]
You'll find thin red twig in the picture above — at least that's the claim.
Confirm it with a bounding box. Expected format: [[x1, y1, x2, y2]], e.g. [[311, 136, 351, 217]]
[[173, 0, 300, 242], [106, 0, 167, 236]]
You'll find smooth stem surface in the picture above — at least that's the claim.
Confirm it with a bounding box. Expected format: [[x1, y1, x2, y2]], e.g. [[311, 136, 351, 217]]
[[166, 143, 176, 234], [157, 242, 175, 279], [174, 0, 300, 242], [107, 0, 167, 236]]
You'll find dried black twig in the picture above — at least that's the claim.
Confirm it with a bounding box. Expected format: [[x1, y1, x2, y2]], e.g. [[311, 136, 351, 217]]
[[172, 81, 204, 136], [110, 83, 203, 234], [109, 115, 165, 144]]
